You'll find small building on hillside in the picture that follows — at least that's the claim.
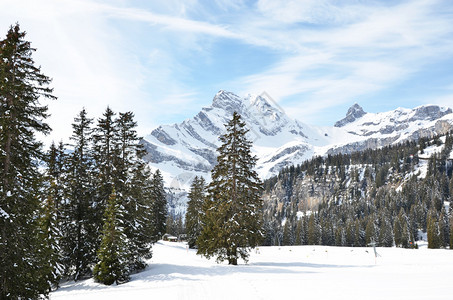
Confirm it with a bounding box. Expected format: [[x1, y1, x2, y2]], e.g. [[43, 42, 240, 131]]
[[162, 233, 178, 242]]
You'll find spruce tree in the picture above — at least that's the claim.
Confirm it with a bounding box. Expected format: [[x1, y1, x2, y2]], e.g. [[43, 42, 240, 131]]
[[197, 112, 263, 265], [294, 219, 305, 245], [185, 176, 207, 248], [150, 169, 167, 242], [61, 108, 97, 280], [307, 214, 320, 245], [114, 111, 152, 270], [38, 186, 62, 292], [427, 209, 441, 249], [92, 107, 118, 241], [0, 23, 56, 298], [127, 160, 154, 268], [93, 190, 130, 285]]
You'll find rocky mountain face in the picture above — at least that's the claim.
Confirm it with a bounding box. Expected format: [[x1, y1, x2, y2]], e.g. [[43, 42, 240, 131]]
[[327, 104, 453, 155], [141, 90, 326, 190], [141, 90, 453, 214]]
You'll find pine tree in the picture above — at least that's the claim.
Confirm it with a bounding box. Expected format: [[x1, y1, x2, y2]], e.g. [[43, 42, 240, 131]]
[[427, 209, 441, 249], [92, 107, 118, 240], [282, 220, 294, 246], [307, 214, 320, 245], [127, 160, 154, 268], [46, 141, 65, 216], [185, 176, 207, 248], [61, 108, 97, 280], [197, 112, 263, 265], [294, 218, 306, 245], [150, 169, 167, 242], [40, 142, 65, 290], [93, 190, 130, 285], [365, 217, 377, 245], [0, 23, 56, 299], [114, 111, 151, 270], [38, 185, 62, 292]]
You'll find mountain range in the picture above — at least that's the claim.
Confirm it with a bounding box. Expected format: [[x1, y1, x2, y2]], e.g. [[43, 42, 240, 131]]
[[141, 90, 453, 192]]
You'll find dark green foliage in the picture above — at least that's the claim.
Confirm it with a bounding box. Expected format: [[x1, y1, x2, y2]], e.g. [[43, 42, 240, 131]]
[[114, 111, 153, 270], [61, 108, 97, 280], [150, 169, 167, 242], [427, 209, 441, 249], [262, 130, 453, 249], [282, 220, 294, 246], [38, 186, 62, 291], [92, 107, 117, 242], [198, 112, 263, 265], [0, 23, 56, 299], [185, 176, 206, 248], [93, 190, 130, 285]]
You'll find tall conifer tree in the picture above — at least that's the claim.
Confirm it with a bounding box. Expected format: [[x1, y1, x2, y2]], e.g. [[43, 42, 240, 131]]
[[185, 176, 206, 248], [93, 190, 129, 285], [92, 107, 117, 241], [61, 108, 97, 280], [198, 112, 263, 265], [150, 169, 167, 242], [0, 24, 56, 298]]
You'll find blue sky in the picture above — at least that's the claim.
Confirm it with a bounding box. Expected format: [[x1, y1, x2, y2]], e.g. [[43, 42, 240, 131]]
[[1, 0, 453, 143]]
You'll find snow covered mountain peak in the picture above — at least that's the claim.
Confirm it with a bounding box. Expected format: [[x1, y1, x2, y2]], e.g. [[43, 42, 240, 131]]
[[334, 103, 367, 127], [411, 105, 452, 121], [211, 90, 244, 113], [142, 90, 453, 216], [141, 90, 320, 199]]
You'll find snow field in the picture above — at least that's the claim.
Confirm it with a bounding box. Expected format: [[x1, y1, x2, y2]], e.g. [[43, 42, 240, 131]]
[[51, 241, 453, 300]]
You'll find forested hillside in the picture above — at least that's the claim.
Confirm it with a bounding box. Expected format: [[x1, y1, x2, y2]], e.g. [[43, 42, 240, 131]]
[[262, 132, 453, 249]]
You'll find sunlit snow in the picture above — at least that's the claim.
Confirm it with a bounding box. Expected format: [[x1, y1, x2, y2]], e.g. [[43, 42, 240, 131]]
[[51, 241, 453, 300]]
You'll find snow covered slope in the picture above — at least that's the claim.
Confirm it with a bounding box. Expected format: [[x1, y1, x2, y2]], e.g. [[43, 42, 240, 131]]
[[142, 90, 338, 188], [327, 104, 453, 155], [142, 90, 453, 191], [50, 241, 453, 300]]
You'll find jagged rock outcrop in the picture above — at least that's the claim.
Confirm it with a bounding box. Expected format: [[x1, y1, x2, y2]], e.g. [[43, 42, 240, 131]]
[[141, 90, 453, 214], [334, 103, 367, 127]]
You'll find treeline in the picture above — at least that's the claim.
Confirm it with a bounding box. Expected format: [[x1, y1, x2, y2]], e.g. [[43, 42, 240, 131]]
[[45, 108, 167, 285], [262, 132, 453, 250], [0, 24, 167, 299]]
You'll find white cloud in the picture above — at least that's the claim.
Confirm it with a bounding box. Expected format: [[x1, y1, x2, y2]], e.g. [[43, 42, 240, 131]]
[[226, 0, 453, 123], [1, 0, 452, 140]]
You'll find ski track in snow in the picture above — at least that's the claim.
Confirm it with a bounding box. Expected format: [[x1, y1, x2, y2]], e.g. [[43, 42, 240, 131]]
[[51, 241, 453, 300]]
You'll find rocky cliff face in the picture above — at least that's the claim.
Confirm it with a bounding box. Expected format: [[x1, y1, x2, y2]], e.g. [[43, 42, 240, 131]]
[[328, 104, 453, 155], [141, 90, 453, 215], [334, 103, 367, 127], [142, 90, 327, 194]]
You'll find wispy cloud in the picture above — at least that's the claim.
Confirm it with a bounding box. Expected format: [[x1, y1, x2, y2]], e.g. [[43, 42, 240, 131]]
[[225, 0, 453, 122], [1, 0, 452, 141]]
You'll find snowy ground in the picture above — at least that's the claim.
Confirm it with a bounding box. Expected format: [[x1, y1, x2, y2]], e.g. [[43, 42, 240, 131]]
[[51, 241, 453, 300]]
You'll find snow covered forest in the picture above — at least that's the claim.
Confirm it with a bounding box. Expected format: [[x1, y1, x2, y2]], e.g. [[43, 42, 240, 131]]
[[2, 23, 453, 300]]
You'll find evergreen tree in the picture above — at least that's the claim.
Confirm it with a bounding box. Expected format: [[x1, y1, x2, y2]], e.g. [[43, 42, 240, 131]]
[[185, 176, 207, 248], [365, 217, 377, 245], [282, 220, 294, 246], [127, 160, 154, 268], [46, 141, 65, 215], [61, 108, 97, 280], [114, 111, 152, 270], [427, 209, 441, 249], [198, 112, 263, 265], [307, 214, 320, 245], [93, 190, 129, 285], [294, 219, 304, 245], [378, 214, 393, 247], [0, 23, 56, 299], [92, 107, 118, 240], [38, 186, 62, 292], [150, 169, 167, 242]]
